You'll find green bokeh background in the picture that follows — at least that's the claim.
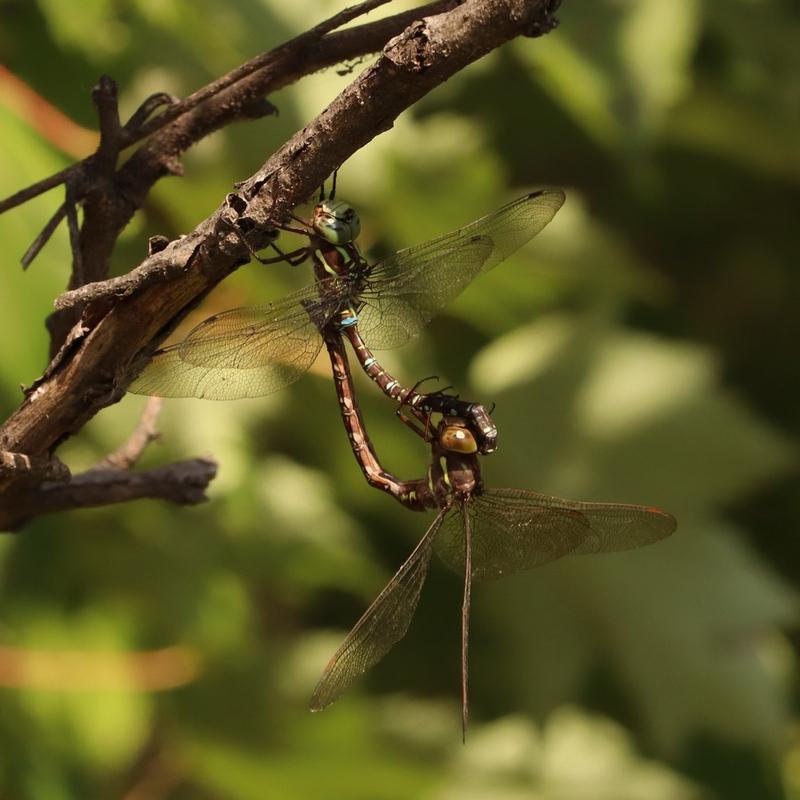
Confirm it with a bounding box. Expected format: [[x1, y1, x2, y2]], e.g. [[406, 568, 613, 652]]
[[1, 1, 798, 797]]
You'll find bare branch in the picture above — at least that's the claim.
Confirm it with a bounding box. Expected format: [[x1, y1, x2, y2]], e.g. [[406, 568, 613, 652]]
[[19, 77, 122, 275], [120, 92, 179, 139], [0, 393, 211, 529], [3, 0, 557, 447], [20, 201, 67, 269], [52, 245, 190, 313], [0, 458, 217, 530], [65, 182, 84, 282], [0, 165, 75, 216], [27, 1, 456, 353], [0, 0, 561, 521], [0, 0, 455, 232], [71, 0, 459, 293], [96, 396, 163, 470], [120, 0, 395, 146], [92, 75, 123, 168]]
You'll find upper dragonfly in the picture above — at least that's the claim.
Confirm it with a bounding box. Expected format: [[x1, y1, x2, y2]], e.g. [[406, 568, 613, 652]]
[[129, 190, 565, 403]]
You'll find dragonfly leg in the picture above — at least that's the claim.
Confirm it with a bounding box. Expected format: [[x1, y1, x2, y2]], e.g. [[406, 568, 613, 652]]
[[217, 216, 309, 265], [395, 391, 437, 442], [286, 213, 311, 232], [397, 375, 441, 433], [257, 242, 310, 266], [407, 375, 441, 395], [395, 408, 431, 440], [318, 169, 339, 203]]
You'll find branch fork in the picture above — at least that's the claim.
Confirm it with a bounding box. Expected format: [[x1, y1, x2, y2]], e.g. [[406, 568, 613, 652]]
[[0, 0, 561, 528]]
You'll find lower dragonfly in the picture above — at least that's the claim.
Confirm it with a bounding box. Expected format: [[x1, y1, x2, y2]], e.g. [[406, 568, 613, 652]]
[[129, 189, 563, 454], [315, 328, 677, 739]]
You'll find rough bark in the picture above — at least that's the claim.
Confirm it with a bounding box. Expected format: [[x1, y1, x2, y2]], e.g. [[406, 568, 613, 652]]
[[0, 0, 560, 527]]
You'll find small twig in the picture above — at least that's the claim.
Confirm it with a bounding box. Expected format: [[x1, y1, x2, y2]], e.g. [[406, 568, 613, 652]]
[[0, 165, 75, 215], [0, 458, 217, 530], [120, 92, 179, 139], [0, 0, 560, 524], [96, 396, 163, 470], [17, 77, 124, 273], [65, 181, 84, 283], [0, 0, 398, 221], [20, 201, 67, 269], [0, 0, 452, 222], [92, 75, 122, 170], [116, 0, 394, 146], [54, 459, 216, 506]]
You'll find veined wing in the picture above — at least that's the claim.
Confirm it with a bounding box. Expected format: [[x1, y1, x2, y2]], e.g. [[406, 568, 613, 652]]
[[310, 508, 449, 711], [435, 488, 676, 581], [357, 236, 493, 350], [357, 190, 565, 349], [129, 278, 346, 400], [487, 488, 677, 555], [435, 491, 590, 580], [128, 331, 324, 400]]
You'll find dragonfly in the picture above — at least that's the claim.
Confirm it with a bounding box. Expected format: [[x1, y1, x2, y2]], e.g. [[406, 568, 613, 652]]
[[129, 189, 564, 453], [314, 326, 678, 739]]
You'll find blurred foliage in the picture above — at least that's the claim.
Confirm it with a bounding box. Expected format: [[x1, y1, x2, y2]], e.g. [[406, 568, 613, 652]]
[[0, 0, 798, 797]]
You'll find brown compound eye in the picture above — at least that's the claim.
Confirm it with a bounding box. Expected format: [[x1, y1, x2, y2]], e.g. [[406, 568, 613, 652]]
[[439, 425, 478, 454]]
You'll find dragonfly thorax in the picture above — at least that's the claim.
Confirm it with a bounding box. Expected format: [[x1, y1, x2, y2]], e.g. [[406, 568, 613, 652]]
[[428, 418, 483, 503], [313, 200, 361, 245]]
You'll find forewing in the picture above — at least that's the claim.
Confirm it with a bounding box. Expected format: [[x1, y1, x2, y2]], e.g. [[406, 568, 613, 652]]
[[128, 333, 323, 399], [356, 236, 493, 349], [129, 279, 342, 400], [310, 508, 448, 711], [435, 488, 677, 580], [357, 190, 565, 349], [436, 491, 592, 581], [489, 488, 677, 555]]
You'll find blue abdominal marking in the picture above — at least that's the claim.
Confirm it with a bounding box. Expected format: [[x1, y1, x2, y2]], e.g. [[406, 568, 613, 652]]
[[338, 314, 358, 327]]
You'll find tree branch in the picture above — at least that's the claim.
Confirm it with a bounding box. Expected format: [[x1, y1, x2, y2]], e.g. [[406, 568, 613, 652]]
[[36, 0, 457, 352], [0, 0, 453, 244], [0, 0, 560, 521], [95, 396, 163, 470], [0, 458, 217, 530]]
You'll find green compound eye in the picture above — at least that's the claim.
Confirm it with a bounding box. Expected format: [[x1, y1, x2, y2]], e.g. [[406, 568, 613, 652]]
[[314, 200, 361, 244]]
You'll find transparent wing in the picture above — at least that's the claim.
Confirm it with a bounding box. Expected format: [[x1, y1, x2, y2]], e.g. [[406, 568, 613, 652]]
[[128, 334, 324, 400], [129, 279, 344, 400], [357, 190, 565, 349], [435, 488, 676, 581], [356, 236, 493, 349], [435, 490, 591, 580], [310, 508, 449, 711], [491, 489, 678, 555]]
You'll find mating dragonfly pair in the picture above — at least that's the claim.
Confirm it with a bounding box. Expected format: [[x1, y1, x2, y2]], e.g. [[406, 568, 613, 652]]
[[130, 186, 676, 737]]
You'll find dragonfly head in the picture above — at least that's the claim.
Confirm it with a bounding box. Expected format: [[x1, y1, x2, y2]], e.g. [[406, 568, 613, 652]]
[[438, 416, 479, 455], [313, 200, 361, 245]]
